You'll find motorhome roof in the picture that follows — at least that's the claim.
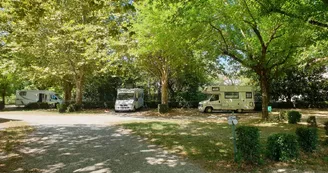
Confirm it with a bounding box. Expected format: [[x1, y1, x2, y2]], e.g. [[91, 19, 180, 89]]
[[203, 85, 254, 93]]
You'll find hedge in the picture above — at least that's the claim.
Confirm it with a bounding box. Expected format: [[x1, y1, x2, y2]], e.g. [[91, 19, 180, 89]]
[[266, 133, 299, 161], [296, 127, 318, 152], [236, 126, 261, 164]]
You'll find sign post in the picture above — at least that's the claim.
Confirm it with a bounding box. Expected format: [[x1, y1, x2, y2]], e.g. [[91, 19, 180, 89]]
[[228, 112, 238, 162]]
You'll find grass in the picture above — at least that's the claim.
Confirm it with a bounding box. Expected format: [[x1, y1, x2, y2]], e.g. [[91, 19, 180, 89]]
[[121, 110, 328, 173]]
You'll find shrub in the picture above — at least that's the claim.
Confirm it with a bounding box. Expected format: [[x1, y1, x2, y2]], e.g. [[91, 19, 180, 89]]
[[67, 104, 82, 112], [266, 133, 299, 161], [295, 127, 318, 152], [158, 104, 169, 114], [236, 126, 261, 164], [324, 121, 328, 136], [287, 111, 302, 124], [58, 103, 69, 113], [26, 102, 40, 109], [39, 102, 50, 109], [306, 116, 317, 127]]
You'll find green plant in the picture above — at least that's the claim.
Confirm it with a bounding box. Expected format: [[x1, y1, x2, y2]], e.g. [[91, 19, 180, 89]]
[[279, 110, 287, 121], [324, 121, 328, 135], [58, 103, 69, 113], [67, 103, 82, 112], [266, 133, 299, 161], [158, 104, 169, 114], [236, 126, 261, 164], [306, 116, 317, 127], [25, 102, 40, 109], [287, 111, 302, 124], [38, 102, 50, 109], [296, 127, 318, 152]]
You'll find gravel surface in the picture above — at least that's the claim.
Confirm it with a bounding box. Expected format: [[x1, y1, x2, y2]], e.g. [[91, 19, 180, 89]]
[[2, 125, 205, 173], [0, 111, 206, 173]]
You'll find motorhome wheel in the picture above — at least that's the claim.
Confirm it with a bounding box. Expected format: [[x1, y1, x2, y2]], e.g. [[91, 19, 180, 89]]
[[205, 107, 213, 113]]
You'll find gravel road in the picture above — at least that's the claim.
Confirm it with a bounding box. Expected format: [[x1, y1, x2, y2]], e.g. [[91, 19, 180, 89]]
[[0, 111, 206, 173]]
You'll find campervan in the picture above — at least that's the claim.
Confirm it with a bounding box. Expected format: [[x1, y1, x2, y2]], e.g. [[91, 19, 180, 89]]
[[115, 88, 144, 112], [15, 90, 63, 107], [198, 86, 255, 113]]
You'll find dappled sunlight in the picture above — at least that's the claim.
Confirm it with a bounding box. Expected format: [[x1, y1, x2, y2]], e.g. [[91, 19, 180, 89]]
[[0, 125, 204, 173]]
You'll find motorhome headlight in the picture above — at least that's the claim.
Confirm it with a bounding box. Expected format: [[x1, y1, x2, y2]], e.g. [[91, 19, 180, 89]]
[[199, 104, 203, 107]]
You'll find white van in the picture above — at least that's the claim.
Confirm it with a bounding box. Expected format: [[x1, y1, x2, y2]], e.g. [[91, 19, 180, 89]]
[[198, 85, 255, 113], [115, 88, 144, 112], [15, 90, 63, 107]]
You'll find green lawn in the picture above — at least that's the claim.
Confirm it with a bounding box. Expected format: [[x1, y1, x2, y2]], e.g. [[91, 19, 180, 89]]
[[121, 111, 328, 172]]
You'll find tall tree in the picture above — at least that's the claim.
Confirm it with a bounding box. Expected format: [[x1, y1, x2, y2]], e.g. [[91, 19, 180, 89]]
[[199, 0, 316, 119]]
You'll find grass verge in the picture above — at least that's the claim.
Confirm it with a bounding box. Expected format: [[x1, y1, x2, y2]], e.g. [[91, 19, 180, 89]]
[[121, 119, 328, 173]]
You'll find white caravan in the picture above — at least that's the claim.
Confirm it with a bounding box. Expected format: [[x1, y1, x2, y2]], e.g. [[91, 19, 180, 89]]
[[198, 85, 255, 113], [115, 88, 144, 112], [15, 90, 63, 107]]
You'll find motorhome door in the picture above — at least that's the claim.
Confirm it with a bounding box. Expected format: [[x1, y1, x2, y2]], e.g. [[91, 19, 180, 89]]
[[210, 94, 221, 109]]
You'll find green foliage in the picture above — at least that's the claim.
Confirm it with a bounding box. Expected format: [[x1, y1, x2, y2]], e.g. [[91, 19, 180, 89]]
[[158, 104, 169, 114], [26, 102, 50, 109], [236, 126, 261, 164], [266, 133, 299, 161], [288, 111, 302, 124], [67, 104, 82, 112], [58, 103, 69, 113], [324, 121, 328, 135], [296, 127, 318, 152], [307, 116, 317, 127]]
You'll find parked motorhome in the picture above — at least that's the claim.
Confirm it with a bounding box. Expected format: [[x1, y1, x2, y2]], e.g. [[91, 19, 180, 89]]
[[198, 85, 255, 113], [15, 90, 63, 107], [115, 88, 144, 112]]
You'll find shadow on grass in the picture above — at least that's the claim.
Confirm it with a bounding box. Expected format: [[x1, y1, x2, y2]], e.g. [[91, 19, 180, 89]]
[[0, 125, 204, 173], [122, 121, 328, 173], [123, 121, 235, 171]]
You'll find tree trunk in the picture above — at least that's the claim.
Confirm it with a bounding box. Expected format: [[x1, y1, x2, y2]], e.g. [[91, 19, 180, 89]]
[[161, 70, 168, 105], [75, 72, 84, 105], [260, 71, 269, 120], [63, 81, 73, 103], [1, 88, 6, 105]]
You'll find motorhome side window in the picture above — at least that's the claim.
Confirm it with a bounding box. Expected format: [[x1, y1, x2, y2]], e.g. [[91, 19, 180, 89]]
[[246, 92, 252, 99], [225, 92, 239, 99], [210, 95, 219, 101], [19, 91, 27, 96]]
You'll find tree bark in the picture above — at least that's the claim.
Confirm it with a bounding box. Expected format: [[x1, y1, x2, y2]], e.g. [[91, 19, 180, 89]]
[[260, 71, 269, 120], [75, 71, 84, 105], [161, 70, 169, 105], [1, 88, 6, 105], [63, 81, 73, 103]]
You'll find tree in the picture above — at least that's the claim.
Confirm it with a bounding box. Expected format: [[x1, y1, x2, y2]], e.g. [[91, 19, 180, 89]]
[[131, 0, 207, 105], [3, 0, 133, 104], [197, 0, 316, 120]]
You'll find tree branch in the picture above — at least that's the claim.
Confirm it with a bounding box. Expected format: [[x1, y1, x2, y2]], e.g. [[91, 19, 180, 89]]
[[209, 22, 229, 52]]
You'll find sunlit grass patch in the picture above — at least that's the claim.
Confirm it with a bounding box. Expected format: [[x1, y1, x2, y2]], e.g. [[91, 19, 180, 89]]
[[122, 116, 328, 172], [0, 126, 35, 153]]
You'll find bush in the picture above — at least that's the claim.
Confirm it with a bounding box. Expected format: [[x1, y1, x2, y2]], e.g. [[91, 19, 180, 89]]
[[296, 127, 318, 152], [279, 111, 287, 121], [266, 133, 299, 161], [306, 116, 317, 127], [26, 102, 40, 109], [39, 102, 50, 109], [67, 104, 82, 112], [58, 103, 69, 113], [158, 104, 169, 114], [324, 121, 328, 136], [236, 126, 261, 164], [288, 111, 302, 124]]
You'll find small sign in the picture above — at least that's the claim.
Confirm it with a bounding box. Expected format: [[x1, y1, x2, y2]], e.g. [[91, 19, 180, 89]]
[[268, 106, 272, 112], [228, 116, 238, 125]]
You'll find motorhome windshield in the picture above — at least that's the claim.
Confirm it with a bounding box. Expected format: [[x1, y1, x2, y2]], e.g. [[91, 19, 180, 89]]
[[54, 94, 62, 99], [117, 93, 134, 100]]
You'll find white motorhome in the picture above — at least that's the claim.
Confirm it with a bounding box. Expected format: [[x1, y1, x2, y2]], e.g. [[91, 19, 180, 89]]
[[198, 85, 255, 113], [15, 90, 63, 107], [115, 88, 144, 112]]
